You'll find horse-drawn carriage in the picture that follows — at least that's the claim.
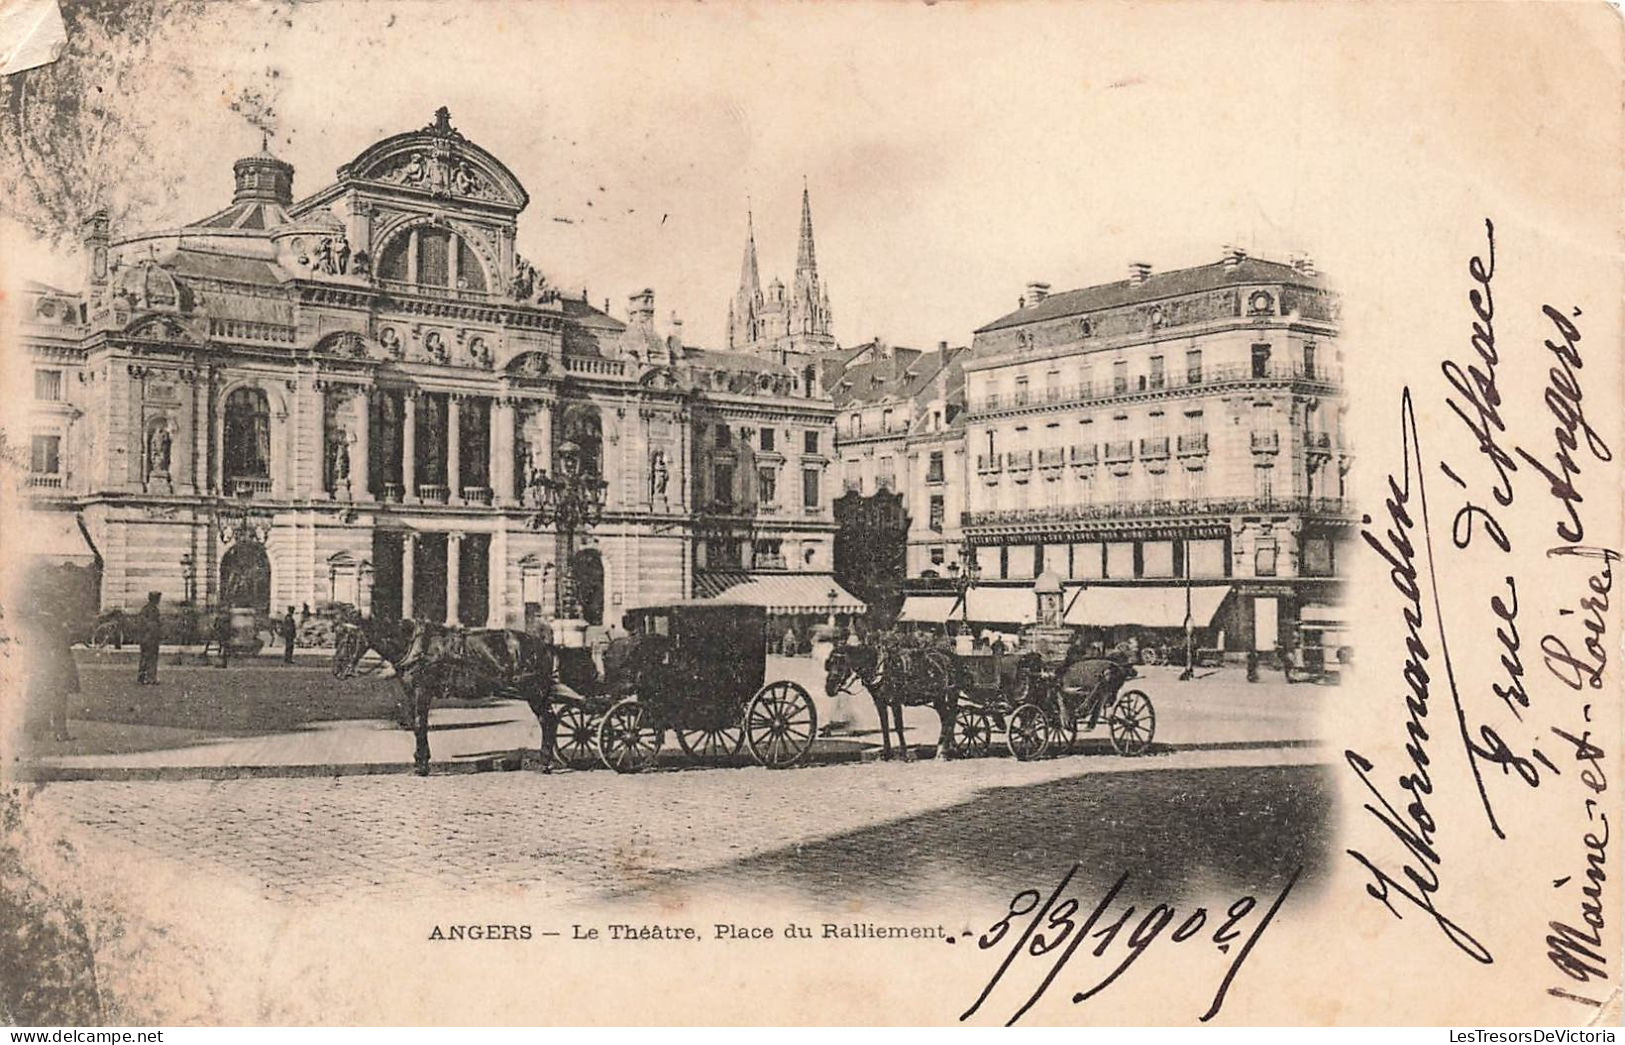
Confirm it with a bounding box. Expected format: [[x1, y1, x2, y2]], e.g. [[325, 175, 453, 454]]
[[334, 602, 817, 775], [564, 602, 819, 773], [949, 646, 1157, 760]]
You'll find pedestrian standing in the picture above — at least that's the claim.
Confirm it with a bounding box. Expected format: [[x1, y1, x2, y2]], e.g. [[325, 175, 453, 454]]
[[213, 611, 232, 669], [281, 606, 297, 665], [136, 591, 161, 685]]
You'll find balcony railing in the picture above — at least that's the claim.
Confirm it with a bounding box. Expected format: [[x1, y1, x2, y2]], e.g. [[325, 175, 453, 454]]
[[1037, 447, 1066, 469], [1251, 431, 1280, 453], [976, 454, 1003, 474], [1007, 450, 1034, 472], [1071, 444, 1099, 466], [26, 473, 63, 489], [461, 486, 493, 505], [1104, 440, 1135, 464], [963, 494, 1357, 528], [972, 359, 1341, 415], [228, 475, 272, 498], [417, 483, 450, 503], [877, 474, 897, 491], [1139, 437, 1170, 460], [381, 481, 405, 503], [1177, 433, 1209, 455], [1307, 431, 1332, 450]]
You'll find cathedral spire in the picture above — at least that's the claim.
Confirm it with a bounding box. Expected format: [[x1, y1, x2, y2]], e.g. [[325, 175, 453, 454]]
[[794, 179, 817, 279], [739, 204, 761, 296], [729, 205, 763, 348]]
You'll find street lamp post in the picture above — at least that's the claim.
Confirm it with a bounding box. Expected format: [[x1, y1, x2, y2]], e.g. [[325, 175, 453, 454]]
[[526, 438, 607, 620], [950, 538, 980, 641], [179, 553, 196, 606]]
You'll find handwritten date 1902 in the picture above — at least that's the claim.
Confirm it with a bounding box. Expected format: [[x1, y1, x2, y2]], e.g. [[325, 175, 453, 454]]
[[960, 864, 1300, 1026]]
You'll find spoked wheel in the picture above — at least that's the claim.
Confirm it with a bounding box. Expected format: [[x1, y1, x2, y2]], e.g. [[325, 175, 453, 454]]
[[951, 709, 994, 758], [597, 697, 663, 773], [1046, 702, 1080, 756], [676, 726, 745, 763], [744, 681, 817, 768], [1140, 646, 1164, 666], [554, 705, 600, 769], [1006, 703, 1050, 761], [1108, 689, 1156, 756]]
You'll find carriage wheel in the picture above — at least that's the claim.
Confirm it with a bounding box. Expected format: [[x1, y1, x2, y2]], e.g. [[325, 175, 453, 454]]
[[951, 709, 994, 758], [1006, 704, 1050, 761], [597, 697, 663, 773], [1047, 702, 1080, 755], [1108, 689, 1156, 756], [744, 681, 817, 769], [1140, 646, 1164, 666], [554, 705, 600, 769], [676, 726, 744, 763]]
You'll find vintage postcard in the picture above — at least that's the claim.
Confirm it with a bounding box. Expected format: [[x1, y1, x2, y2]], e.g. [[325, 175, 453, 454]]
[[0, 0, 1619, 1028]]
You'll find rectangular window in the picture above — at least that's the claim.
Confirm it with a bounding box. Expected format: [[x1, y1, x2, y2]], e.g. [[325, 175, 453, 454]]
[[757, 466, 777, 504], [929, 545, 946, 566], [760, 428, 776, 452], [1112, 360, 1129, 394], [802, 468, 820, 508], [30, 434, 60, 474], [1105, 541, 1135, 579], [878, 456, 896, 489], [927, 450, 945, 483], [929, 495, 945, 532], [882, 408, 894, 431], [1303, 343, 1318, 379], [1149, 355, 1165, 389], [34, 370, 62, 401], [1014, 376, 1029, 405], [1255, 537, 1279, 577], [1304, 537, 1334, 576], [1186, 348, 1203, 385], [713, 463, 734, 505], [715, 424, 731, 447], [1252, 342, 1272, 379], [804, 430, 819, 454]]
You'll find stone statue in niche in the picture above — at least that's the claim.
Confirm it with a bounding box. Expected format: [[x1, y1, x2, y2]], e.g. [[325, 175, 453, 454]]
[[313, 237, 335, 274], [327, 426, 351, 489], [468, 337, 492, 369], [510, 257, 537, 301], [650, 449, 669, 500], [336, 233, 351, 274], [147, 425, 172, 477]]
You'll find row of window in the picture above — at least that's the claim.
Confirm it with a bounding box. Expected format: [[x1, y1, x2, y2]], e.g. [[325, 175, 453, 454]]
[[977, 343, 1335, 408], [714, 424, 820, 455], [710, 464, 822, 510]]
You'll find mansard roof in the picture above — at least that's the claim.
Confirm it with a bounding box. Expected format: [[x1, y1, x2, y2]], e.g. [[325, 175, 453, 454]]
[[975, 256, 1327, 333]]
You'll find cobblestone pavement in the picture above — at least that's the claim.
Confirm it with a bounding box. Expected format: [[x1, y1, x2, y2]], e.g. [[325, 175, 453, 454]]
[[26, 742, 1330, 907]]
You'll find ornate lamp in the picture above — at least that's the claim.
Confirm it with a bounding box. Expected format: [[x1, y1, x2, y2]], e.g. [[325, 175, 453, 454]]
[[526, 438, 608, 618]]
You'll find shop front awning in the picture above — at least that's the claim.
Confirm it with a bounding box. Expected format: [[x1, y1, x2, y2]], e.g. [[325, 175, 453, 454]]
[[694, 572, 866, 614], [962, 585, 1035, 625], [18, 511, 99, 566], [898, 594, 961, 624], [1299, 604, 1345, 625], [1065, 585, 1230, 628]]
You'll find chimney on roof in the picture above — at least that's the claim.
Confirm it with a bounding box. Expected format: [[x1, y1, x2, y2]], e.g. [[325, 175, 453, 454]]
[[82, 209, 110, 294], [1128, 262, 1152, 286], [1024, 281, 1051, 306], [1291, 252, 1318, 276], [628, 288, 655, 328], [1222, 244, 1248, 269]]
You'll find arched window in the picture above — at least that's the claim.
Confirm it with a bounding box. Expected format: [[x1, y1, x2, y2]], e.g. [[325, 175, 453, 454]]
[[559, 403, 603, 478], [375, 226, 488, 291], [224, 387, 271, 479]]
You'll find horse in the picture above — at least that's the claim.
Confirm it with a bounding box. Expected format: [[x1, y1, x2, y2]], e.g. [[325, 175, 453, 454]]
[[331, 615, 425, 727], [333, 618, 561, 776], [823, 637, 963, 761]]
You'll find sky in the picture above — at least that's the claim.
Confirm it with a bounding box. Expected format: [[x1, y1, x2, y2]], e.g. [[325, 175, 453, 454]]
[[7, 1, 1615, 353]]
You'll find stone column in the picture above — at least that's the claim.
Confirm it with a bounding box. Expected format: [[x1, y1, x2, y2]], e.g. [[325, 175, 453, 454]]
[[446, 532, 463, 626], [401, 533, 417, 619], [447, 394, 462, 500], [352, 387, 371, 500], [535, 402, 553, 476], [403, 392, 418, 500], [486, 527, 508, 628], [491, 398, 513, 506]]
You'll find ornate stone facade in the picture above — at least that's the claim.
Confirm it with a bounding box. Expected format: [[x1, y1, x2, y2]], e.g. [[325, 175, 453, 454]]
[[18, 109, 838, 631]]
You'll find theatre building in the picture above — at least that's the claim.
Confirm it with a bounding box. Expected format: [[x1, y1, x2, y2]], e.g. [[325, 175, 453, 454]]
[[946, 251, 1353, 653], [15, 109, 846, 631]]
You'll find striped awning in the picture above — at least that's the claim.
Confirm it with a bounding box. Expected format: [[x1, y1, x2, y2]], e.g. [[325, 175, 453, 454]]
[[1065, 585, 1229, 628], [693, 572, 866, 614], [898, 594, 960, 623]]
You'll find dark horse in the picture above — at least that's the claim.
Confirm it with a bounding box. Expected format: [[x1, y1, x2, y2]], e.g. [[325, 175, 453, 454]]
[[823, 637, 962, 761], [333, 617, 560, 776]]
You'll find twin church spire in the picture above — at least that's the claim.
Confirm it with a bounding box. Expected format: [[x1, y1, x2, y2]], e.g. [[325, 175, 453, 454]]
[[727, 184, 834, 358]]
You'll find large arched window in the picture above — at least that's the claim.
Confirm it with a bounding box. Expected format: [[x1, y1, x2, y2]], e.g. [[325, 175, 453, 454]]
[[224, 387, 271, 480], [376, 226, 488, 292]]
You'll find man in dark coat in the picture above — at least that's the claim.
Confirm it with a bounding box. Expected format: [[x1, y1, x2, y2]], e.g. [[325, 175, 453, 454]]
[[136, 591, 161, 684], [213, 611, 232, 669], [280, 606, 298, 664]]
